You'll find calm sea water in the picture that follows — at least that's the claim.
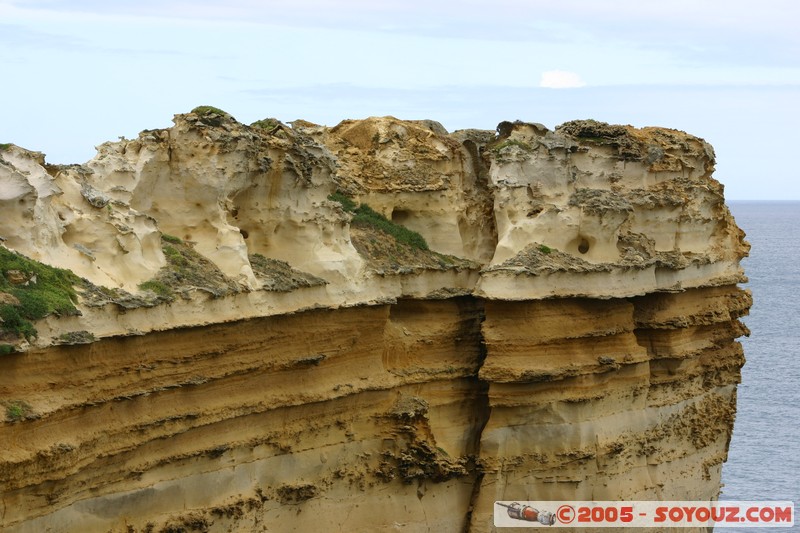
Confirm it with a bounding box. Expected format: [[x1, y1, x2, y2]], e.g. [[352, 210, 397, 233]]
[[721, 202, 799, 522]]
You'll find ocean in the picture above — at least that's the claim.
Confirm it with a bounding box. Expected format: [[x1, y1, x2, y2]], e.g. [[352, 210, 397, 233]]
[[720, 202, 800, 525]]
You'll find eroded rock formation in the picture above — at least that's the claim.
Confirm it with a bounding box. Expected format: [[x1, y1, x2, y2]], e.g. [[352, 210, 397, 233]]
[[0, 111, 750, 532]]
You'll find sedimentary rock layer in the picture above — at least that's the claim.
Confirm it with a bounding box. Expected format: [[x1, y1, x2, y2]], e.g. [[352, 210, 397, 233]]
[[0, 111, 749, 532]]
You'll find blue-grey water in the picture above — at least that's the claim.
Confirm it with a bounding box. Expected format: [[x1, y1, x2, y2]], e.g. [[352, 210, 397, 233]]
[[720, 202, 799, 526]]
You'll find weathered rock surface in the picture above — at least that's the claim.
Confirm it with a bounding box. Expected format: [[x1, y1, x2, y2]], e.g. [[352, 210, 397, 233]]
[[0, 112, 749, 532]]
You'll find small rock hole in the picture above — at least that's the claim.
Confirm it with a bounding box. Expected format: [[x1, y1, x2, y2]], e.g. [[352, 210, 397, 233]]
[[578, 238, 590, 254], [391, 209, 411, 225]]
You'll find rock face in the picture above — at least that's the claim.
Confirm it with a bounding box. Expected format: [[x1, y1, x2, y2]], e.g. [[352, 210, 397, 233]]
[[0, 112, 750, 532]]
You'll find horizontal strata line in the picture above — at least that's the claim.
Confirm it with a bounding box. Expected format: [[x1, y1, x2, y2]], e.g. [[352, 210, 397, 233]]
[[0, 288, 747, 529], [1, 374, 485, 480], [1, 379, 488, 523]]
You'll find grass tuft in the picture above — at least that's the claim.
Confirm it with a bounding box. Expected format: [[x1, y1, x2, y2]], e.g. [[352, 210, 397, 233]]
[[4, 399, 32, 422]]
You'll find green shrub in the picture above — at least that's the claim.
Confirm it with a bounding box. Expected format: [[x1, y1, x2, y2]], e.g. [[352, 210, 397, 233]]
[[0, 248, 80, 340], [0, 143, 11, 151], [0, 306, 36, 340], [191, 105, 229, 116], [538, 244, 552, 254], [15, 291, 50, 319], [0, 344, 15, 355]]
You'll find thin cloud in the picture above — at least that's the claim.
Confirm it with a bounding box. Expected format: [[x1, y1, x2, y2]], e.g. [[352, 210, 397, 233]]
[[5, 0, 800, 70], [0, 22, 85, 49], [540, 70, 586, 89]]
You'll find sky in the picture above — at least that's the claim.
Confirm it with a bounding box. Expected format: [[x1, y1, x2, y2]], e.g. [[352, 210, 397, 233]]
[[1, 0, 799, 199]]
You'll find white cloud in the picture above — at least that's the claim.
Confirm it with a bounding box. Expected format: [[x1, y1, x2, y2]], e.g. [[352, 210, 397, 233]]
[[540, 70, 586, 88]]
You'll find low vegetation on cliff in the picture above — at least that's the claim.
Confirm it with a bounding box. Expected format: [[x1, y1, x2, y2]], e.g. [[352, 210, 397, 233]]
[[2, 399, 34, 422], [137, 235, 241, 301], [191, 105, 231, 117], [250, 118, 281, 131], [249, 254, 327, 292], [328, 192, 429, 251], [328, 192, 476, 275], [0, 248, 80, 351]]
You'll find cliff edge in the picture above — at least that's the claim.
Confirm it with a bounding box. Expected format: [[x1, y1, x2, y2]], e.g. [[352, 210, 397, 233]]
[[0, 110, 750, 532]]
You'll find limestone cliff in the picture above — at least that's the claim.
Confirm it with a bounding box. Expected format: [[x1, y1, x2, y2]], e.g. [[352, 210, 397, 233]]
[[0, 110, 750, 532]]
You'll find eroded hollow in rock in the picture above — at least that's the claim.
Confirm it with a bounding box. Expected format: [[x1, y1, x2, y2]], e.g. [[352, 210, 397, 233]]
[[391, 208, 412, 225]]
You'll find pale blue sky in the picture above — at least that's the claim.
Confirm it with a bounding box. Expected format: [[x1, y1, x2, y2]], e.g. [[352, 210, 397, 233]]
[[1, 0, 799, 199]]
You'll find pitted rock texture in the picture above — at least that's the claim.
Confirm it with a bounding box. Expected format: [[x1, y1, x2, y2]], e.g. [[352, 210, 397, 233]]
[[0, 113, 749, 532]]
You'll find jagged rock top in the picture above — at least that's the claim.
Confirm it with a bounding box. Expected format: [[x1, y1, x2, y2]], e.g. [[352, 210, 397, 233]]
[[0, 111, 748, 350]]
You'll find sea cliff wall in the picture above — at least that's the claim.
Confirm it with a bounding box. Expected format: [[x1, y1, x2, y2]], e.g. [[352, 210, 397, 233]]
[[0, 111, 749, 532]]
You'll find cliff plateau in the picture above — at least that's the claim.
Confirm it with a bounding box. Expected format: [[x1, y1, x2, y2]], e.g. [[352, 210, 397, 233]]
[[0, 111, 750, 532]]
